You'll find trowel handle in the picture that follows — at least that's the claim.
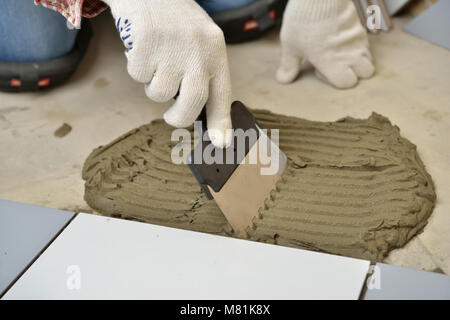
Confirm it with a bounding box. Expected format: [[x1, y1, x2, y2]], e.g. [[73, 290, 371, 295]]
[[187, 101, 260, 199]]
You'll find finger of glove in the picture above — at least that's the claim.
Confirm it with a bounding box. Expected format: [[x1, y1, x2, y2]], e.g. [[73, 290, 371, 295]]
[[127, 57, 156, 84], [276, 46, 303, 84], [351, 55, 375, 79], [163, 72, 209, 128], [145, 69, 182, 103], [314, 62, 358, 89], [206, 67, 232, 148]]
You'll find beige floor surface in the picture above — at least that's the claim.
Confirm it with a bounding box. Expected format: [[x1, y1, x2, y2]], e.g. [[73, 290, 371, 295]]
[[1, 14, 449, 274]]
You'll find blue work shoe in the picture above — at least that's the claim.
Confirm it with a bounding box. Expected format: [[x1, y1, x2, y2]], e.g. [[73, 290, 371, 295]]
[[197, 0, 288, 43], [0, 0, 91, 92]]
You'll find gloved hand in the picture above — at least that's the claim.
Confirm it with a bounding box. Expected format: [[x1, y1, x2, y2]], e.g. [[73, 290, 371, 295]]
[[277, 0, 375, 89], [102, 0, 232, 147]]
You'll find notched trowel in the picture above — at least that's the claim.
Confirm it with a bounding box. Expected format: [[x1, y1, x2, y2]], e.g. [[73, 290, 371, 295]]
[[188, 101, 287, 237]]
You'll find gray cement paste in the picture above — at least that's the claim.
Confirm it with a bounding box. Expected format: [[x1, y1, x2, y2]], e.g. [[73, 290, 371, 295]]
[[82, 110, 436, 261]]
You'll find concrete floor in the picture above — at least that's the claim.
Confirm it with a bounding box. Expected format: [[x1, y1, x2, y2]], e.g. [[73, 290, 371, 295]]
[[1, 14, 449, 274]]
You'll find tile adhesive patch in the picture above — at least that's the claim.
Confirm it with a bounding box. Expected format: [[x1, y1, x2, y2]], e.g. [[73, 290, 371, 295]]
[[82, 110, 436, 261]]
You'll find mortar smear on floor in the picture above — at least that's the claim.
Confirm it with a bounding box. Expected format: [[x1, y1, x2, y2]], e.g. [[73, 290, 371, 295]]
[[82, 110, 436, 261]]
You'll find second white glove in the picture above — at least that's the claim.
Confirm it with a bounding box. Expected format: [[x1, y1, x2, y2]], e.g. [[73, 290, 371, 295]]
[[103, 0, 232, 147], [277, 0, 375, 89]]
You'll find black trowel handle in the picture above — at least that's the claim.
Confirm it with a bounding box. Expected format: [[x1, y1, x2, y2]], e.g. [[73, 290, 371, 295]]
[[196, 106, 207, 124], [187, 101, 260, 200]]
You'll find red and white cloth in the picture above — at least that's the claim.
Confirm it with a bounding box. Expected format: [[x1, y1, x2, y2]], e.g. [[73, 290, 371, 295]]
[[34, 0, 108, 28]]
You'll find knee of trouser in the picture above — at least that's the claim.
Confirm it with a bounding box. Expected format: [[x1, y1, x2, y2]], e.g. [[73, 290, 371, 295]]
[[0, 0, 79, 62]]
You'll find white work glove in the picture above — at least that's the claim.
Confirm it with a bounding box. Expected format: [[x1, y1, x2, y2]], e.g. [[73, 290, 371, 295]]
[[102, 0, 232, 147], [277, 0, 375, 89]]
